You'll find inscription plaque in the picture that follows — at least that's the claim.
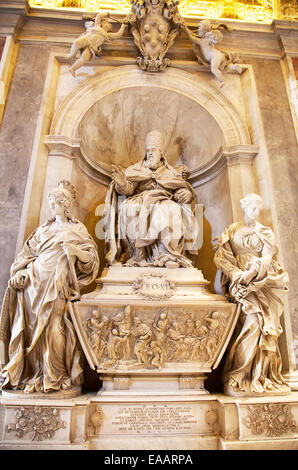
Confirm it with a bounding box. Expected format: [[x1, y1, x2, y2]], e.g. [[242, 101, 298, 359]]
[[132, 273, 175, 301], [109, 404, 199, 434]]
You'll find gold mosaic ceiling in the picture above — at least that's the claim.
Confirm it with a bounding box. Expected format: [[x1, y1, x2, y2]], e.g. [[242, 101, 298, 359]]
[[28, 0, 298, 24]]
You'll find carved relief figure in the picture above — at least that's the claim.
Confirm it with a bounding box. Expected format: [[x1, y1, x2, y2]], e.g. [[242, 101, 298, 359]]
[[87, 309, 109, 362], [214, 193, 290, 394], [152, 308, 169, 362], [182, 19, 245, 86], [103, 130, 200, 268], [84, 305, 227, 370], [130, 317, 153, 365], [112, 305, 133, 360], [150, 340, 163, 369], [0, 181, 99, 393], [205, 311, 224, 348], [190, 320, 208, 361], [167, 321, 188, 361], [103, 306, 133, 367], [125, 0, 184, 72], [67, 12, 126, 77], [106, 329, 123, 359]]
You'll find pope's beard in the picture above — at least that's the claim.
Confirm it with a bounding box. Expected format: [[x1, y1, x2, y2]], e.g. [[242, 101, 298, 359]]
[[144, 155, 162, 170]]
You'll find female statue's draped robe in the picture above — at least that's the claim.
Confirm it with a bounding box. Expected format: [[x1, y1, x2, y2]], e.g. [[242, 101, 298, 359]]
[[214, 222, 289, 393], [103, 158, 200, 267], [0, 220, 99, 393]]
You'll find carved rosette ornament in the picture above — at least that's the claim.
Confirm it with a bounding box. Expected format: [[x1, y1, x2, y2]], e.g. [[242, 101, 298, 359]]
[[132, 272, 175, 300], [7, 406, 66, 441], [125, 0, 184, 72], [242, 404, 297, 437]]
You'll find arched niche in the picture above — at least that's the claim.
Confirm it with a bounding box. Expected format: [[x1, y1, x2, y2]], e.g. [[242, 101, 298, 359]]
[[77, 86, 225, 173], [47, 66, 252, 185], [43, 66, 255, 290], [51, 67, 250, 147]]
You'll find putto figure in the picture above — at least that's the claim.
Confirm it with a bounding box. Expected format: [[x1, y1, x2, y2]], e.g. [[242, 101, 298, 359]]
[[182, 19, 245, 87], [67, 11, 127, 77], [214, 193, 290, 395], [103, 130, 200, 268], [0, 180, 99, 394]]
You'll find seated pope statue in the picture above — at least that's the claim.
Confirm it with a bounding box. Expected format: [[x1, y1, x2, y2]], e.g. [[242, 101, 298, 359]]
[[103, 130, 200, 268]]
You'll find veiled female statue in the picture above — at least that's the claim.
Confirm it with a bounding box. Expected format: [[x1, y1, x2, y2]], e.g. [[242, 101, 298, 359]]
[[214, 193, 290, 395], [103, 130, 200, 268], [0, 181, 99, 394]]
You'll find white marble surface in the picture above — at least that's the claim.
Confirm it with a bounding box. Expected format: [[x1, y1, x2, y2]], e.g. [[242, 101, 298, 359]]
[[1, 391, 297, 450]]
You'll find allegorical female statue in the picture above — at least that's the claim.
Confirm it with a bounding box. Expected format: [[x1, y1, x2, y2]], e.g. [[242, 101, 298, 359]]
[[214, 193, 290, 395], [0, 180, 99, 394], [103, 130, 200, 268]]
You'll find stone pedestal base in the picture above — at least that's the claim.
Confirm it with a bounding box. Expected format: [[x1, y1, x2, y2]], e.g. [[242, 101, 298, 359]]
[[2, 266, 293, 450], [284, 370, 298, 391], [69, 266, 239, 396], [223, 383, 291, 397], [1, 391, 298, 450], [1, 386, 82, 400]]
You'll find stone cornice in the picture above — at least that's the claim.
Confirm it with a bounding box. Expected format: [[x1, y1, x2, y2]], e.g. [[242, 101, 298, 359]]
[[189, 145, 259, 188], [0, 3, 297, 59], [43, 135, 80, 160], [44, 136, 259, 189], [44, 134, 111, 186], [1, 2, 297, 32]]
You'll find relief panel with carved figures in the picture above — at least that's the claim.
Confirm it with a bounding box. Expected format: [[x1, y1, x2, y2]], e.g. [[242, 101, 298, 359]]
[[78, 304, 229, 372]]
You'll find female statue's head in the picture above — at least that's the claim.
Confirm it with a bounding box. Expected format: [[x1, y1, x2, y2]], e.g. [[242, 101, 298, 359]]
[[240, 193, 264, 221], [48, 180, 76, 220], [144, 130, 164, 170]]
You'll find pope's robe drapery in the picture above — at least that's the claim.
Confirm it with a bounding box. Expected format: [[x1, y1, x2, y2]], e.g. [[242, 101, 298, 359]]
[[103, 158, 200, 267]]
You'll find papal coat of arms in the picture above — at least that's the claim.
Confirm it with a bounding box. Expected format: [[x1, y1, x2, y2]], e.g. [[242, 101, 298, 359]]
[[125, 0, 184, 72]]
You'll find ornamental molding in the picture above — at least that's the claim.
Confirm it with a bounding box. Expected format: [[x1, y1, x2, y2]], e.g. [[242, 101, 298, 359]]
[[49, 66, 250, 146], [26, 0, 295, 25], [189, 144, 259, 187]]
